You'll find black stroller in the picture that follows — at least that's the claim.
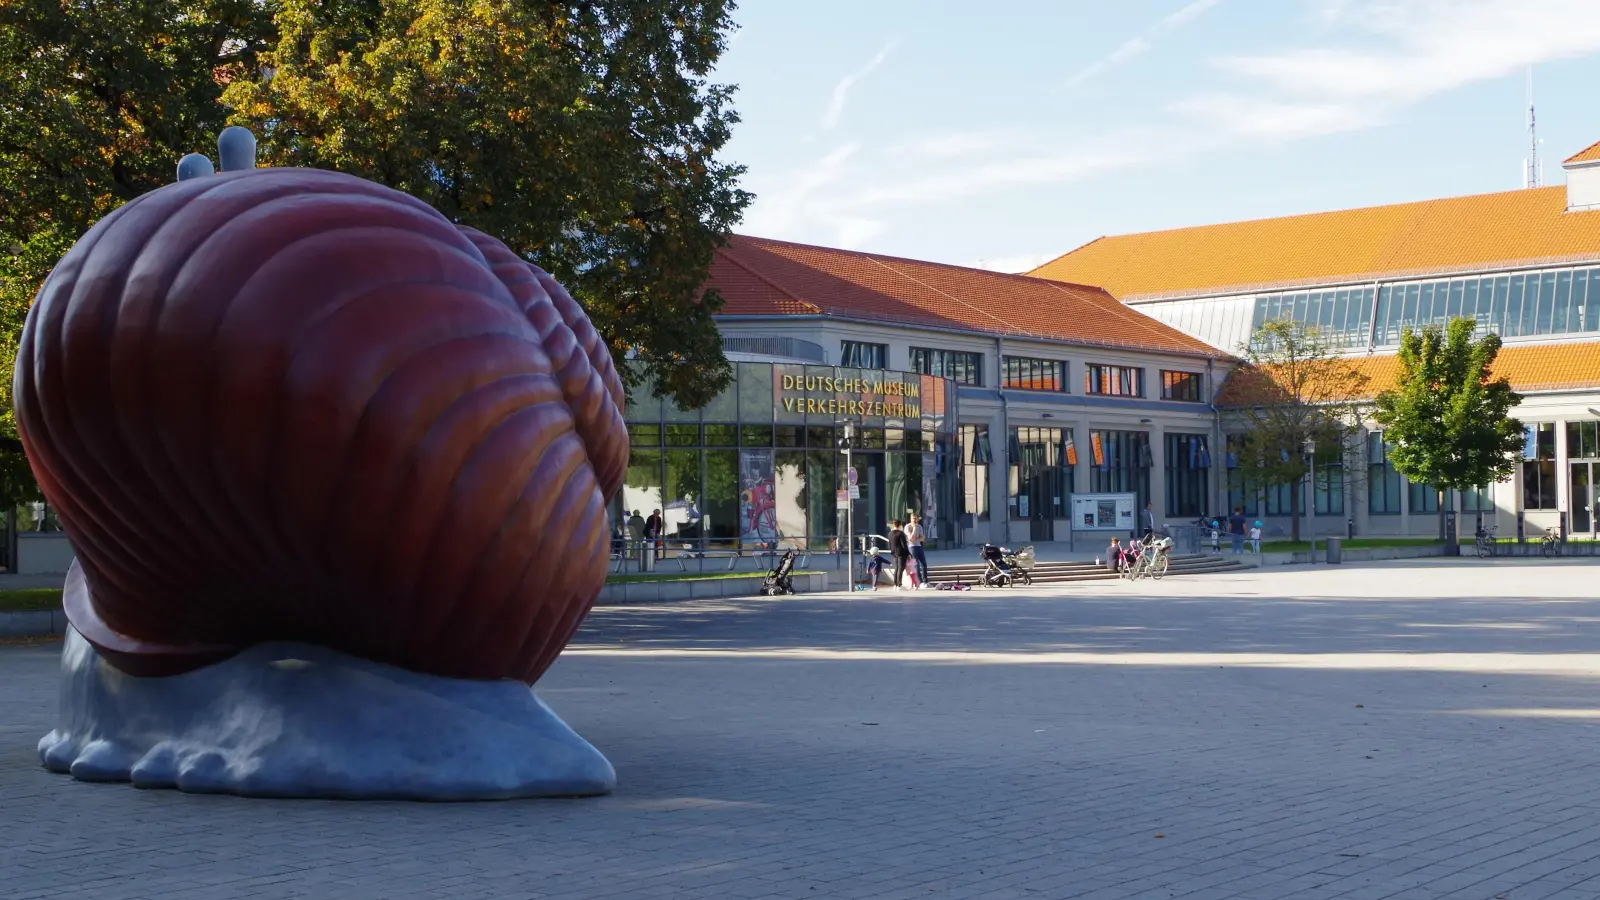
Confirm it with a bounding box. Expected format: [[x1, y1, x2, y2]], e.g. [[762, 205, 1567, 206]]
[[980, 543, 1014, 587], [760, 549, 797, 596]]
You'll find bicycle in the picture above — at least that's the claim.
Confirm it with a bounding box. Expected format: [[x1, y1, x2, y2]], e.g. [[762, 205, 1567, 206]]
[[1474, 525, 1497, 559], [1541, 527, 1562, 558]]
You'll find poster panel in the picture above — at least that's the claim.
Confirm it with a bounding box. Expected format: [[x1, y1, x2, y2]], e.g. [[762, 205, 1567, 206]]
[[1069, 493, 1137, 531]]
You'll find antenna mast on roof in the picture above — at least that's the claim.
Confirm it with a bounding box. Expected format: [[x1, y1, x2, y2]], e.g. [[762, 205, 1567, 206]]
[[1524, 66, 1543, 189]]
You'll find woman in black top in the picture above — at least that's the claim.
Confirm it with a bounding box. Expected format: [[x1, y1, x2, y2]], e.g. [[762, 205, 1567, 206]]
[[889, 520, 911, 589]]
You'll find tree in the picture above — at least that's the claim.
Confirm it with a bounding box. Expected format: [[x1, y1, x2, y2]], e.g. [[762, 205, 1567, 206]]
[[1373, 317, 1523, 540], [1223, 319, 1370, 542], [223, 0, 751, 409], [0, 0, 275, 506]]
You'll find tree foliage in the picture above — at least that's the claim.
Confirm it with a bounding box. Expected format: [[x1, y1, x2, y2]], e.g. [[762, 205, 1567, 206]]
[[1, 2, 749, 512], [1373, 317, 1523, 536], [1225, 319, 1370, 541], [0, 0, 274, 505], [223, 0, 750, 409]]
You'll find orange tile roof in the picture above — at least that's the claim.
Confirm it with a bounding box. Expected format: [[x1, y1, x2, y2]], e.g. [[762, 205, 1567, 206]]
[[1216, 340, 1600, 406], [709, 234, 1227, 358], [1567, 139, 1600, 165], [1030, 185, 1600, 301]]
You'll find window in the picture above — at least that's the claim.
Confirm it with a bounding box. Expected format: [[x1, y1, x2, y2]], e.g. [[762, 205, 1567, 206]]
[[1409, 481, 1439, 513], [912, 347, 983, 385], [1002, 356, 1067, 392], [1089, 430, 1151, 513], [960, 425, 991, 521], [1315, 455, 1344, 515], [840, 341, 887, 369], [1568, 420, 1600, 460], [1009, 427, 1071, 520], [1084, 364, 1144, 397], [1164, 433, 1210, 518], [1368, 432, 1402, 514], [1462, 484, 1494, 512], [1345, 265, 1600, 346], [1523, 423, 1558, 510], [1225, 434, 1258, 516], [1160, 370, 1203, 402]]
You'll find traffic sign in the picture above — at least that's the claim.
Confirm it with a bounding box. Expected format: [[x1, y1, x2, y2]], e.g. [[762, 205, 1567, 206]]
[[847, 467, 858, 486], [848, 485, 860, 500]]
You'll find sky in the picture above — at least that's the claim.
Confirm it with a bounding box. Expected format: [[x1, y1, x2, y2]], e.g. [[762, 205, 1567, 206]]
[[712, 0, 1600, 273]]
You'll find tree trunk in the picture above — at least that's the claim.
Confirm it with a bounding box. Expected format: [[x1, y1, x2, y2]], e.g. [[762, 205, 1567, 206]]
[[1289, 475, 1302, 543]]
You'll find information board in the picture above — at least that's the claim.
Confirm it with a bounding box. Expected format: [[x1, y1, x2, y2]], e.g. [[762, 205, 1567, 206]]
[[1069, 493, 1137, 532]]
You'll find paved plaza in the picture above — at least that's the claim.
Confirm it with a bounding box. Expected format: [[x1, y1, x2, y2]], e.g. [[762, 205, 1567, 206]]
[[8, 561, 1600, 899]]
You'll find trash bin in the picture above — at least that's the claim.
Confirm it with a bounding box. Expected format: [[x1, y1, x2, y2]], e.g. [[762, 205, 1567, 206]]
[[642, 543, 656, 572], [1325, 537, 1342, 564]]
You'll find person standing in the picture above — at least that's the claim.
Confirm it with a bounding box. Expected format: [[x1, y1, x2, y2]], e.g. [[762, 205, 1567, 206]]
[[1143, 502, 1158, 538], [905, 512, 929, 586], [645, 509, 664, 547], [889, 520, 911, 589], [627, 509, 646, 558], [1228, 506, 1248, 555]]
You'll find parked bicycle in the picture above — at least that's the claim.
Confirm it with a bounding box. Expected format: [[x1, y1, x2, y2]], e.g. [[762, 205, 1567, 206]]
[[1474, 525, 1497, 559], [1541, 527, 1562, 558]]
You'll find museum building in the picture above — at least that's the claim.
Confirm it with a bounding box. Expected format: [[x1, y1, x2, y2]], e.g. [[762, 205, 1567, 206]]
[[1030, 137, 1600, 540], [630, 235, 1238, 550]]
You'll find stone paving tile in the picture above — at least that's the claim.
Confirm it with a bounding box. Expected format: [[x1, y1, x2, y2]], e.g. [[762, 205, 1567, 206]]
[[9, 561, 1600, 898]]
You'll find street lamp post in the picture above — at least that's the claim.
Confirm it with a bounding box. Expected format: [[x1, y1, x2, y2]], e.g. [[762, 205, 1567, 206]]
[[1304, 437, 1316, 561], [840, 422, 856, 588]]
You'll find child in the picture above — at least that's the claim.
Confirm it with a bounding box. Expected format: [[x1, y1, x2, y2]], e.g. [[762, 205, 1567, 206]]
[[1249, 521, 1262, 553], [904, 553, 922, 590]]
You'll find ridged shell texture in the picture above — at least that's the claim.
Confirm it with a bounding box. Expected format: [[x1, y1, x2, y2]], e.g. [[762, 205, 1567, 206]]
[[14, 168, 628, 683]]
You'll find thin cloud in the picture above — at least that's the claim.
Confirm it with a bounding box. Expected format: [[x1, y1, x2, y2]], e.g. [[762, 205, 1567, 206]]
[[1192, 0, 1600, 142], [1062, 0, 1222, 90], [821, 38, 900, 130]]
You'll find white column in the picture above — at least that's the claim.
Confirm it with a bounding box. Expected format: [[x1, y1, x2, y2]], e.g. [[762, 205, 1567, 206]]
[[1556, 419, 1571, 536]]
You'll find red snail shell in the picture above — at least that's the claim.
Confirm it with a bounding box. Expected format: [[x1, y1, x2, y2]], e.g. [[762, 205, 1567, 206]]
[[14, 167, 627, 683]]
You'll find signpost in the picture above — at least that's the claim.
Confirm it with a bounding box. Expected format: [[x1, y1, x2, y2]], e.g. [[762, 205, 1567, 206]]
[[840, 427, 856, 587]]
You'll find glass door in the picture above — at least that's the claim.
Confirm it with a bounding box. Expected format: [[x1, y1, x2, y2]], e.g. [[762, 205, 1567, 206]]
[[1572, 462, 1594, 534]]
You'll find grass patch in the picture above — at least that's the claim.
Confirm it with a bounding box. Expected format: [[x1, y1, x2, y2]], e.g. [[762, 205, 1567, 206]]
[[606, 570, 820, 584], [1259, 537, 1444, 552], [0, 588, 63, 612]]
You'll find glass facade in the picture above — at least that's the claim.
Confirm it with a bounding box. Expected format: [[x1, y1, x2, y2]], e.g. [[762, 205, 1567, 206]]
[[960, 425, 992, 522], [1368, 432, 1403, 515], [911, 347, 983, 385], [1164, 433, 1210, 517], [1225, 434, 1259, 516], [1141, 264, 1600, 354], [1250, 287, 1377, 349], [619, 362, 958, 551], [1089, 430, 1151, 512], [1009, 426, 1073, 521], [1523, 423, 1558, 511]]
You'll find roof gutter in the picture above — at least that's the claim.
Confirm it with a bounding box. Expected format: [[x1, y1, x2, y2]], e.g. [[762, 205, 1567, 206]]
[[714, 313, 1231, 362]]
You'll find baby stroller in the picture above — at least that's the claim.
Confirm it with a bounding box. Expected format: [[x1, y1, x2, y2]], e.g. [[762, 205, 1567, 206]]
[[760, 549, 796, 595], [1003, 545, 1035, 586], [980, 543, 1014, 587]]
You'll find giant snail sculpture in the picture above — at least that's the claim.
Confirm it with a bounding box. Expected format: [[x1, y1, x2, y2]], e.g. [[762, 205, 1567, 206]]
[[24, 127, 629, 799]]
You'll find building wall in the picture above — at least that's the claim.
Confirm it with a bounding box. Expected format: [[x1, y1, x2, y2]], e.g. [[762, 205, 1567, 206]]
[[718, 317, 1233, 547], [1570, 164, 1600, 212]]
